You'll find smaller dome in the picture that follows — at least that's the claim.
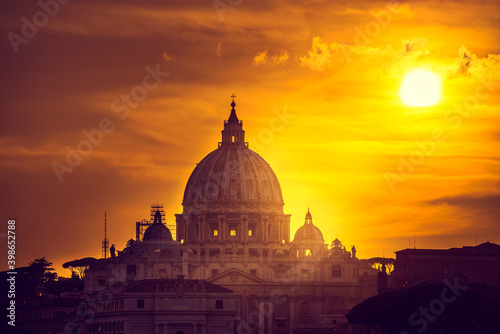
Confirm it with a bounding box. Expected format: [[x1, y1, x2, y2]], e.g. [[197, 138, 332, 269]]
[[143, 223, 173, 241], [294, 224, 324, 242], [143, 217, 173, 242], [143, 209, 173, 241], [293, 209, 324, 243]]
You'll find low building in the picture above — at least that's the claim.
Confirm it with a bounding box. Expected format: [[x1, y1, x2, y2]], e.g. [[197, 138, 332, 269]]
[[17, 297, 83, 334], [84, 276, 237, 334], [392, 242, 500, 287]]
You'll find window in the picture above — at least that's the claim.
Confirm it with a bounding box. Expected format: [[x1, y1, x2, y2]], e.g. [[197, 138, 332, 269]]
[[250, 269, 257, 277], [230, 229, 236, 236], [215, 300, 224, 309], [231, 136, 235, 143], [301, 301, 310, 317], [159, 269, 167, 278], [332, 265, 341, 277], [301, 269, 310, 279], [137, 300, 144, 308], [212, 269, 219, 277], [248, 229, 253, 236], [275, 269, 287, 278], [127, 265, 136, 276], [275, 296, 288, 317], [213, 229, 218, 236], [305, 249, 312, 256], [97, 279, 106, 286]]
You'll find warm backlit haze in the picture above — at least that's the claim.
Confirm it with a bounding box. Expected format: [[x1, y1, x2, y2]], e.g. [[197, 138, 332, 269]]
[[1, 0, 499, 275]]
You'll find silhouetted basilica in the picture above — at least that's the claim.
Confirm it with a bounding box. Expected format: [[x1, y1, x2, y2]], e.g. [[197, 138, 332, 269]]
[[83, 98, 379, 334]]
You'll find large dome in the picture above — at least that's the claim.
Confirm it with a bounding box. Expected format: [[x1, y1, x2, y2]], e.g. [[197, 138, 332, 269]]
[[176, 98, 291, 245], [181, 98, 284, 215], [183, 145, 284, 209]]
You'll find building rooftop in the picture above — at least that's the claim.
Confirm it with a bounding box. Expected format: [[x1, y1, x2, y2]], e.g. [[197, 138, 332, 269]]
[[395, 241, 500, 256], [94, 278, 233, 295]]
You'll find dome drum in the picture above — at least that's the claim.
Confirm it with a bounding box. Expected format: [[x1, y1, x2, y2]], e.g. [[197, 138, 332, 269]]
[[176, 212, 291, 245]]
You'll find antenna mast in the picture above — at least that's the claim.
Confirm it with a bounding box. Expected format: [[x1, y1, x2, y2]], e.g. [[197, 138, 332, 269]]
[[102, 211, 109, 259]]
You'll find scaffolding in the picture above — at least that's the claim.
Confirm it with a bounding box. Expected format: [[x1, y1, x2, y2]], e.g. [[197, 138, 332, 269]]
[[135, 218, 150, 242], [150, 203, 165, 223], [135, 204, 176, 241]]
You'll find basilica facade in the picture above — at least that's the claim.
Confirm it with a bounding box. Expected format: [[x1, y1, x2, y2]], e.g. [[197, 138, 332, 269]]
[[84, 99, 378, 334]]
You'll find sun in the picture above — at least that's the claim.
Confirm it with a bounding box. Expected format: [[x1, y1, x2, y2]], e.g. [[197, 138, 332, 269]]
[[400, 69, 442, 107]]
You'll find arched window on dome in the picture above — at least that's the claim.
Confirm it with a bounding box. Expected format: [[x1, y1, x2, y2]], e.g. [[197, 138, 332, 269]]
[[306, 249, 312, 257]]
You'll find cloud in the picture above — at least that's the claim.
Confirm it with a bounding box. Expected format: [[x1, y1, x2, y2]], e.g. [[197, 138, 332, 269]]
[[271, 50, 289, 66], [252, 50, 268, 66], [401, 38, 428, 54], [423, 193, 500, 230], [371, 2, 412, 21], [456, 46, 477, 76], [383, 38, 432, 75], [162, 52, 173, 61], [298, 37, 396, 72], [216, 42, 222, 58], [252, 50, 289, 66], [425, 193, 500, 209], [457, 48, 500, 78], [298, 37, 351, 71]]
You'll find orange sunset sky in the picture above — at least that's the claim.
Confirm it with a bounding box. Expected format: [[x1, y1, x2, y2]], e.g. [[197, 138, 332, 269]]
[[1, 0, 499, 276]]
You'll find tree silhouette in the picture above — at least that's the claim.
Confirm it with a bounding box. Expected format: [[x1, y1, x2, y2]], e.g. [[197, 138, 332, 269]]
[[63, 257, 98, 279], [28, 257, 57, 282]]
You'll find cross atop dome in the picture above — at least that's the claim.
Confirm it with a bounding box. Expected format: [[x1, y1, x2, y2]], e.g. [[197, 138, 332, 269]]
[[220, 94, 246, 147], [227, 94, 239, 124]]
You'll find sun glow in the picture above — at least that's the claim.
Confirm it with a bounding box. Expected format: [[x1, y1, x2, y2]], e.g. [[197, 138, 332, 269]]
[[400, 69, 442, 107]]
